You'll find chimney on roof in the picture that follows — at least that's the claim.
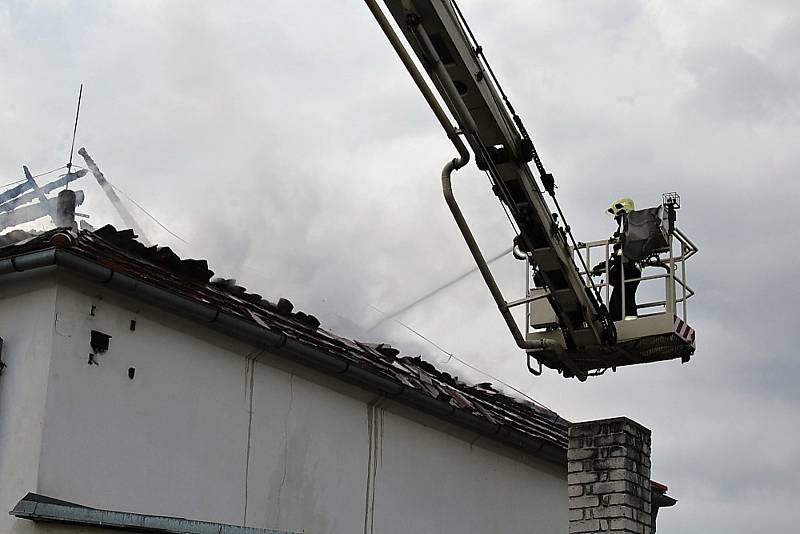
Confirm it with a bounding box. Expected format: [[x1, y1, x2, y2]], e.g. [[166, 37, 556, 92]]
[[568, 417, 653, 534], [55, 189, 77, 229]]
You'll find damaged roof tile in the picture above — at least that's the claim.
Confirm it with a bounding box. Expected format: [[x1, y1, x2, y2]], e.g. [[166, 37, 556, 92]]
[[0, 225, 568, 451]]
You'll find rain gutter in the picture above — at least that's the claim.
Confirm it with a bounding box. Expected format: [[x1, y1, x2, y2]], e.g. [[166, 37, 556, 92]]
[[0, 244, 566, 465]]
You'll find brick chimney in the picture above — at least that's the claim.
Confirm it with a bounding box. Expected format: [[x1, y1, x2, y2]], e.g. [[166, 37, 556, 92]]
[[568, 417, 652, 534]]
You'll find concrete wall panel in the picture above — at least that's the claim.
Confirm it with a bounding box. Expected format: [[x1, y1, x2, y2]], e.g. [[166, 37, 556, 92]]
[[17, 278, 567, 533], [0, 276, 58, 534]]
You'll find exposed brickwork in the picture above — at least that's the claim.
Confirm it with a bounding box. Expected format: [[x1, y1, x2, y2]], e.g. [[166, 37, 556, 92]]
[[568, 418, 652, 534]]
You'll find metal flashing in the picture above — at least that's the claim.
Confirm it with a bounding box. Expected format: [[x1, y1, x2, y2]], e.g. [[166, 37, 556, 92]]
[[10, 492, 295, 533]]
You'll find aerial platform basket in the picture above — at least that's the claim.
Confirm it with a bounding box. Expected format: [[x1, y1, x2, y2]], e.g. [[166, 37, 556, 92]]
[[526, 226, 698, 378]]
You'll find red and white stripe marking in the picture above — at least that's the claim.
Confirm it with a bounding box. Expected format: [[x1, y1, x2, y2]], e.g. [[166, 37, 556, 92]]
[[673, 315, 696, 347]]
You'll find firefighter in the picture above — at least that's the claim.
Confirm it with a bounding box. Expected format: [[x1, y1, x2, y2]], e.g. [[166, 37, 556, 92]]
[[592, 198, 642, 321]]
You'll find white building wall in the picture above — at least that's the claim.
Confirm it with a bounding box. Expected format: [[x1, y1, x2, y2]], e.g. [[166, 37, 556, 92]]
[[3, 273, 566, 534], [0, 275, 58, 534]]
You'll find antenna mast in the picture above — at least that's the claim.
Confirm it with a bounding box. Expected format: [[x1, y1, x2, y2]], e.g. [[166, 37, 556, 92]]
[[66, 84, 83, 176]]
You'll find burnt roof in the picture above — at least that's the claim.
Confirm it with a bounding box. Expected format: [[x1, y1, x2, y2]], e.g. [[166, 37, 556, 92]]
[[0, 225, 568, 454]]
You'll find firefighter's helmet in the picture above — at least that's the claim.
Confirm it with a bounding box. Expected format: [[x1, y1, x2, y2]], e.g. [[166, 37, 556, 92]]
[[607, 197, 635, 217]]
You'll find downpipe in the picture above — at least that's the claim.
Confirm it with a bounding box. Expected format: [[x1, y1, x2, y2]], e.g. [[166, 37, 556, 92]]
[[364, 0, 454, 139], [442, 162, 584, 382], [361, 5, 587, 377], [441, 160, 560, 356], [406, 17, 584, 378], [403, 16, 560, 356]]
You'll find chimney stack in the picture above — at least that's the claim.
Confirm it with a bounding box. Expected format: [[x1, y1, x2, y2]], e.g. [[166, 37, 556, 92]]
[[55, 189, 77, 229], [568, 417, 652, 534]]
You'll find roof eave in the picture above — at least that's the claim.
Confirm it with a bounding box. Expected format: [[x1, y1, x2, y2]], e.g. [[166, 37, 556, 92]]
[[0, 246, 567, 465]]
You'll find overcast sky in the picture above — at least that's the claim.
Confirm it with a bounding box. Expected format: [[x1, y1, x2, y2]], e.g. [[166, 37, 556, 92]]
[[2, 1, 798, 532]]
